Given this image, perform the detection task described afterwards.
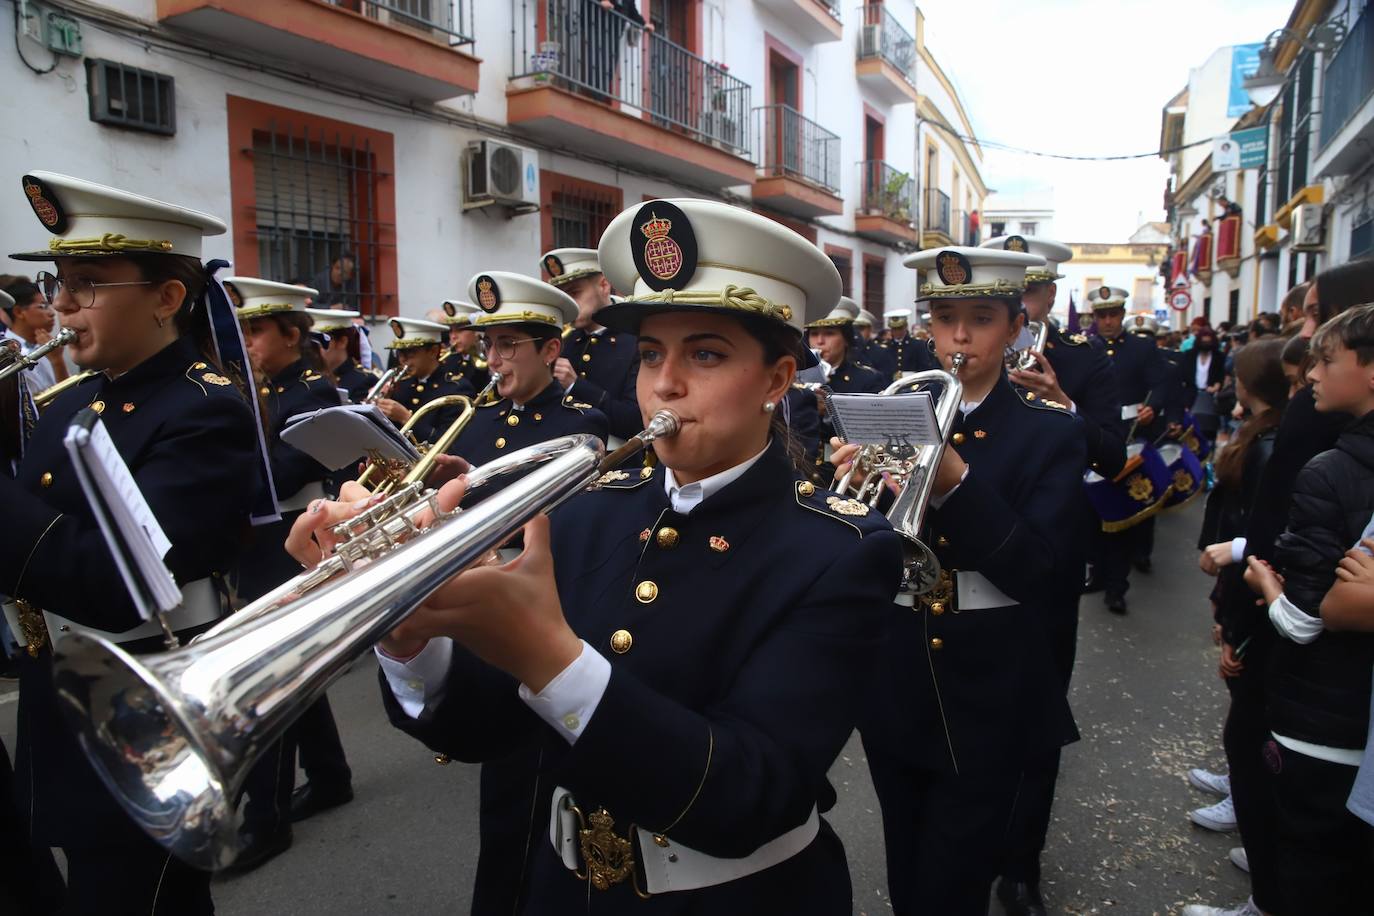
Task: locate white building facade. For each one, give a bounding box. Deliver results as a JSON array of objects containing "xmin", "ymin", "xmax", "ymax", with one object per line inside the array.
[
  {"xmin": 1159, "ymin": 0, "xmax": 1373, "ymax": 329},
  {"xmin": 1, "ymin": 0, "xmax": 986, "ymax": 331}
]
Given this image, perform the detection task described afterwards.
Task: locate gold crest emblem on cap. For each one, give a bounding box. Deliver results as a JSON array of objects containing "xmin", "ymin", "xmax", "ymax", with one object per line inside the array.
[
  {"xmin": 640, "ymin": 212, "xmax": 683, "ymax": 281},
  {"xmin": 477, "ymin": 277, "xmax": 498, "ymax": 312},
  {"xmin": 24, "ymin": 179, "xmax": 60, "ymax": 229},
  {"xmin": 937, "ymin": 251, "xmax": 968, "ymax": 285}
]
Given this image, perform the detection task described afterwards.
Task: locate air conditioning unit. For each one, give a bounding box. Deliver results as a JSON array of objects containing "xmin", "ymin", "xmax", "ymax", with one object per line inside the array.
[
  {"xmin": 466, "ymin": 140, "xmax": 540, "ymax": 209},
  {"xmin": 1291, "ymin": 203, "xmax": 1325, "ymax": 251}
]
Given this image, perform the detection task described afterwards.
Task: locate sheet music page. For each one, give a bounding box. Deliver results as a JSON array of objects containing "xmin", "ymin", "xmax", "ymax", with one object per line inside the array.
[
  {"xmin": 826, "ymin": 391, "xmax": 942, "ymax": 448},
  {"xmin": 64, "ymin": 413, "xmax": 182, "ymax": 618},
  {"xmin": 281, "ymin": 404, "xmax": 422, "ymax": 470}
]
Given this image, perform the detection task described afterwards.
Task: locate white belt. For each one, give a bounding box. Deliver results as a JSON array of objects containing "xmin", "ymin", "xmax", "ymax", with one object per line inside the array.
[
  {"xmin": 956, "ymin": 570, "xmax": 1017, "ymax": 610},
  {"xmin": 277, "ymin": 480, "xmax": 326, "ymax": 514},
  {"xmin": 1121, "ymin": 403, "xmax": 1140, "ymax": 420},
  {"xmin": 2, "ymin": 577, "xmax": 223, "ymax": 651},
  {"xmin": 550, "ymin": 787, "xmax": 819, "ymax": 895}
]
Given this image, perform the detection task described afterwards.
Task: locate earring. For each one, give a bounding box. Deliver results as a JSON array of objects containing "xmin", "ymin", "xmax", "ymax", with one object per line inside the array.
[
  {"xmin": 156, "ymin": 316, "xmax": 165, "ymax": 328},
  {"xmin": 762, "ymin": 401, "xmax": 775, "ymax": 414}
]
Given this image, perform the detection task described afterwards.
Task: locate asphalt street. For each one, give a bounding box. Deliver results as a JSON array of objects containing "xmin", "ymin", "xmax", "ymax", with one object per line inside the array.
[{"xmin": 0, "ymin": 499, "xmax": 1253, "ymax": 914}]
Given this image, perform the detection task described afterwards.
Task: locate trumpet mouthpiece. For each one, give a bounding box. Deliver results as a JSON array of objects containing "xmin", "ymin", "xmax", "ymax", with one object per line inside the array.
[{"xmin": 642, "ymin": 409, "xmax": 680, "ymax": 441}]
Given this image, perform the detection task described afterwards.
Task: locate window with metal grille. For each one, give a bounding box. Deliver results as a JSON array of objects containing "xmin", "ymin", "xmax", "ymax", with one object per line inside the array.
[
  {"xmin": 827, "ymin": 249, "xmax": 853, "ymax": 298},
  {"xmin": 863, "ymin": 256, "xmax": 885, "ymax": 321},
  {"xmin": 251, "ymin": 124, "xmax": 388, "ymax": 315},
  {"xmin": 1353, "ymin": 213, "xmax": 1373, "ymax": 261},
  {"xmin": 1229, "ymin": 289, "xmax": 1240, "ymax": 326},
  {"xmin": 540, "ymin": 171, "xmax": 623, "ymax": 266},
  {"xmin": 86, "ymin": 59, "xmax": 175, "ymax": 135}
]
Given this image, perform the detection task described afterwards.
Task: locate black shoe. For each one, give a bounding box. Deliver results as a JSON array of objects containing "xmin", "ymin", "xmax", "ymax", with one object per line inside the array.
[
  {"xmin": 290, "ymin": 781, "xmax": 354, "ymax": 823},
  {"xmin": 1105, "ymin": 593, "xmax": 1127, "ymax": 615},
  {"xmin": 996, "ymin": 878, "xmax": 1048, "ymax": 916},
  {"xmin": 224, "ymin": 826, "xmax": 293, "ymax": 875},
  {"xmin": 1133, "ymin": 556, "xmax": 1153, "ymax": 574}
]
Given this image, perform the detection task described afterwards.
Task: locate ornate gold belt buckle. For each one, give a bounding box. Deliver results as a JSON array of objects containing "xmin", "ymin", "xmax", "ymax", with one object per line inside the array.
[
  {"xmin": 15, "ymin": 599, "xmax": 48, "ymax": 656},
  {"xmin": 570, "ymin": 804, "xmax": 651, "ymax": 899}
]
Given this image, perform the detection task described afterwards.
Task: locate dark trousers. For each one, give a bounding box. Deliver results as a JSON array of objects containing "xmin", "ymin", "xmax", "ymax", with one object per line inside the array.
[
  {"xmin": 1222, "ymin": 659, "xmax": 1284, "ymax": 912},
  {"xmin": 866, "ymin": 742, "xmax": 1021, "ymax": 915},
  {"xmin": 1269, "ymin": 742, "xmax": 1374, "ymax": 915},
  {"xmin": 1001, "ymin": 748, "xmax": 1060, "ymax": 885},
  {"xmin": 1097, "ymin": 520, "xmax": 1152, "ymax": 597},
  {"xmin": 0, "ymin": 735, "xmax": 65, "ymax": 915},
  {"xmin": 297, "ymin": 694, "xmax": 352, "ymax": 789},
  {"xmin": 241, "ymin": 724, "xmax": 298, "ymax": 835},
  {"xmin": 63, "ymin": 838, "xmax": 213, "ymax": 916}
]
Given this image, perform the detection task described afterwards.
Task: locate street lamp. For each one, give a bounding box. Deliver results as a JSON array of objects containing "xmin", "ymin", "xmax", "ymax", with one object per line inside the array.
[{"xmin": 1242, "ymin": 21, "xmax": 1348, "ymax": 107}]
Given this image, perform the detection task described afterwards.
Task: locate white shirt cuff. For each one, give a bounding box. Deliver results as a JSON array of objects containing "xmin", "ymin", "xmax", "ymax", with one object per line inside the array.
[
  {"xmin": 1066, "ymin": 400, "xmax": 1078, "ymax": 415},
  {"xmin": 1230, "ymin": 537, "xmax": 1248, "ymax": 564},
  {"xmin": 517, "ymin": 640, "xmax": 611, "ymax": 745},
  {"xmin": 929, "ymin": 464, "xmax": 970, "ymax": 510},
  {"xmin": 376, "ymin": 637, "xmax": 454, "ymax": 719},
  {"xmin": 564, "ymin": 379, "xmax": 577, "ymax": 395},
  {"xmin": 1268, "ymin": 594, "xmax": 1324, "ymax": 645}
]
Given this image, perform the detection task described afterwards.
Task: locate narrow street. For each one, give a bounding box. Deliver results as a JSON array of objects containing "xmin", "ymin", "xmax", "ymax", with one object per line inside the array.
[{"xmin": 1, "ymin": 499, "xmax": 1252, "ymax": 914}]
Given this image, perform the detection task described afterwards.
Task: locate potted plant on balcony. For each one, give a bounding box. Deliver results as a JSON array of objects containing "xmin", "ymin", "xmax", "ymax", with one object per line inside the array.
[{"xmin": 884, "ymin": 170, "xmax": 912, "ymax": 224}]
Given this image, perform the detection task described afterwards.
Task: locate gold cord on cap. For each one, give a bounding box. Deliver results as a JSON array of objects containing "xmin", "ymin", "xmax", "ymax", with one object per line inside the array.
[
  {"xmin": 630, "ymin": 284, "xmax": 793, "ymax": 323},
  {"xmin": 49, "ymin": 234, "xmax": 174, "ymax": 254}
]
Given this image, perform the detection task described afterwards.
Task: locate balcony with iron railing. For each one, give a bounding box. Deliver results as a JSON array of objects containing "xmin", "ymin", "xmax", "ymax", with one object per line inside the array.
[
  {"xmin": 855, "ymin": 160, "xmax": 917, "ymax": 244},
  {"xmin": 754, "ymin": 0, "xmax": 844, "ymax": 43},
  {"xmin": 751, "ymin": 105, "xmax": 842, "ymax": 217},
  {"xmin": 156, "ymin": 0, "xmax": 478, "ymax": 100},
  {"xmin": 1316, "ymin": 6, "xmax": 1374, "ymax": 178},
  {"xmin": 507, "ymin": 0, "xmax": 755, "ymax": 188},
  {"xmin": 855, "ymin": 4, "xmax": 918, "ymax": 105},
  {"xmin": 921, "ymin": 187, "xmax": 952, "ymax": 247}
]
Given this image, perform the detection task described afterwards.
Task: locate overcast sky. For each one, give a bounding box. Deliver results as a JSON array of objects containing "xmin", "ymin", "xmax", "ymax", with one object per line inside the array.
[{"xmin": 915, "ymin": 0, "xmax": 1296, "ymax": 242}]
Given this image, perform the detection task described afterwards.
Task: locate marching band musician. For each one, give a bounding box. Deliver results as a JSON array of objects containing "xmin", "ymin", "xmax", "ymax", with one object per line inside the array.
[
  {"xmin": 440, "ymin": 299, "xmax": 491, "ymax": 391},
  {"xmin": 232, "ymin": 277, "xmax": 345, "ymax": 872},
  {"xmin": 542, "ymin": 247, "xmax": 642, "ymax": 440},
  {"xmin": 307, "ymin": 306, "xmax": 374, "ymax": 403},
  {"xmin": 440, "ymin": 271, "xmax": 608, "ymax": 470},
  {"xmin": 837, "ymin": 246, "xmax": 1087, "ymax": 915},
  {"xmin": 853, "ymin": 307, "xmax": 897, "ymax": 378},
  {"xmin": 377, "ymin": 317, "xmax": 475, "ymax": 446},
  {"xmin": 1084, "ymin": 286, "xmax": 1176, "ymax": 614},
  {"xmin": 876, "ymin": 308, "xmax": 939, "ymax": 378},
  {"xmin": 806, "ymin": 296, "xmax": 885, "ymax": 477},
  {"xmin": 0, "ymin": 172, "xmax": 264, "ymax": 913},
  {"xmin": 982, "ymin": 234, "xmax": 1126, "ymax": 916},
  {"xmin": 289, "ymin": 199, "xmax": 904, "ymax": 913}
]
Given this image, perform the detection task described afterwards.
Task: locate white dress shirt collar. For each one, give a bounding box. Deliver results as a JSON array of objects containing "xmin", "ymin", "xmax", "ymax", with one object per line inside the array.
[{"xmin": 662, "ymin": 441, "xmax": 770, "ymax": 514}]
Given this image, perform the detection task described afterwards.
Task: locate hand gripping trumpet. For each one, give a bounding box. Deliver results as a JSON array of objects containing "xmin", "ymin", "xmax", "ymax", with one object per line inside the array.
[
  {"xmin": 0, "ymin": 327, "xmax": 76, "ymax": 382},
  {"xmin": 835, "ymin": 352, "xmax": 964, "ymax": 595},
  {"xmin": 49, "ymin": 409, "xmax": 681, "ymax": 871}
]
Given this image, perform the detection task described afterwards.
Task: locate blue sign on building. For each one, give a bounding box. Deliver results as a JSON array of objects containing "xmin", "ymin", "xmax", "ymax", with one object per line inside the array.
[{"xmin": 1228, "ymin": 44, "xmax": 1264, "ymax": 117}]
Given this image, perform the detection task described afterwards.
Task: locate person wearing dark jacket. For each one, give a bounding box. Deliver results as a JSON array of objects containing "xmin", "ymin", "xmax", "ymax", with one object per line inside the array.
[
  {"xmin": 1244, "ymin": 304, "xmax": 1374, "ymax": 915},
  {"xmin": 991, "ymin": 235, "xmax": 1126, "ymax": 915},
  {"xmin": 1193, "ymin": 339, "xmax": 1288, "ymax": 916},
  {"xmin": 233, "ymin": 278, "xmax": 345, "ymax": 872},
  {"xmin": 1181, "ymin": 328, "xmax": 1228, "ymax": 440}
]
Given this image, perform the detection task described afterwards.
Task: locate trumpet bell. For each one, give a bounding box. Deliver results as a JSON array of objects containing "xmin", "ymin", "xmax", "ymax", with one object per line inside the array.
[{"xmin": 51, "ymin": 432, "xmax": 610, "ymax": 871}]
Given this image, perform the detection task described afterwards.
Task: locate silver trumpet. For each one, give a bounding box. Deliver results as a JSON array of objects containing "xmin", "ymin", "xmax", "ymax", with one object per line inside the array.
[
  {"xmin": 836, "ymin": 352, "xmax": 964, "ymax": 595},
  {"xmin": 50, "ymin": 410, "xmax": 681, "ymax": 871},
  {"xmin": 1007, "ymin": 320, "xmax": 1049, "ymax": 373},
  {"xmin": 362, "ymin": 364, "xmax": 411, "ymax": 403},
  {"xmin": 0, "ymin": 327, "xmax": 76, "ymax": 382}
]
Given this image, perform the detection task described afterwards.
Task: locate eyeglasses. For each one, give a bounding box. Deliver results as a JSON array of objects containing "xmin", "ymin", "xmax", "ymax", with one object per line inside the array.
[
  {"xmin": 479, "ymin": 336, "xmax": 541, "ymax": 360},
  {"xmin": 37, "ymin": 271, "xmax": 153, "ymax": 310}
]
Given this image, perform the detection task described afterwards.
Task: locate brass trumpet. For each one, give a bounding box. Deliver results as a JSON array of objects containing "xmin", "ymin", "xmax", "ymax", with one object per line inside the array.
[
  {"xmin": 362, "ymin": 364, "xmax": 411, "ymax": 404},
  {"xmin": 33, "ymin": 369, "xmax": 99, "ymax": 409},
  {"xmin": 50, "ymin": 410, "xmax": 681, "ymax": 871},
  {"xmin": 1006, "ymin": 320, "xmax": 1049, "ymax": 373},
  {"xmin": 357, "ymin": 373, "xmax": 501, "ymax": 493},
  {"xmin": 0, "ymin": 327, "xmax": 76, "ymax": 382},
  {"xmin": 835, "ymin": 352, "xmax": 964, "ymax": 594}
]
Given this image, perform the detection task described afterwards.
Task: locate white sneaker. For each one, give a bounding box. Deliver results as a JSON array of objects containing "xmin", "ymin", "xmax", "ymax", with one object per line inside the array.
[
  {"xmin": 1229, "ymin": 846, "xmax": 1249, "ymax": 873},
  {"xmin": 1187, "ymin": 767, "xmax": 1231, "ymax": 796},
  {"xmin": 1189, "ymin": 794, "xmax": 1238, "ymax": 832},
  {"xmin": 1181, "ymin": 898, "xmax": 1260, "ymax": 916}
]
